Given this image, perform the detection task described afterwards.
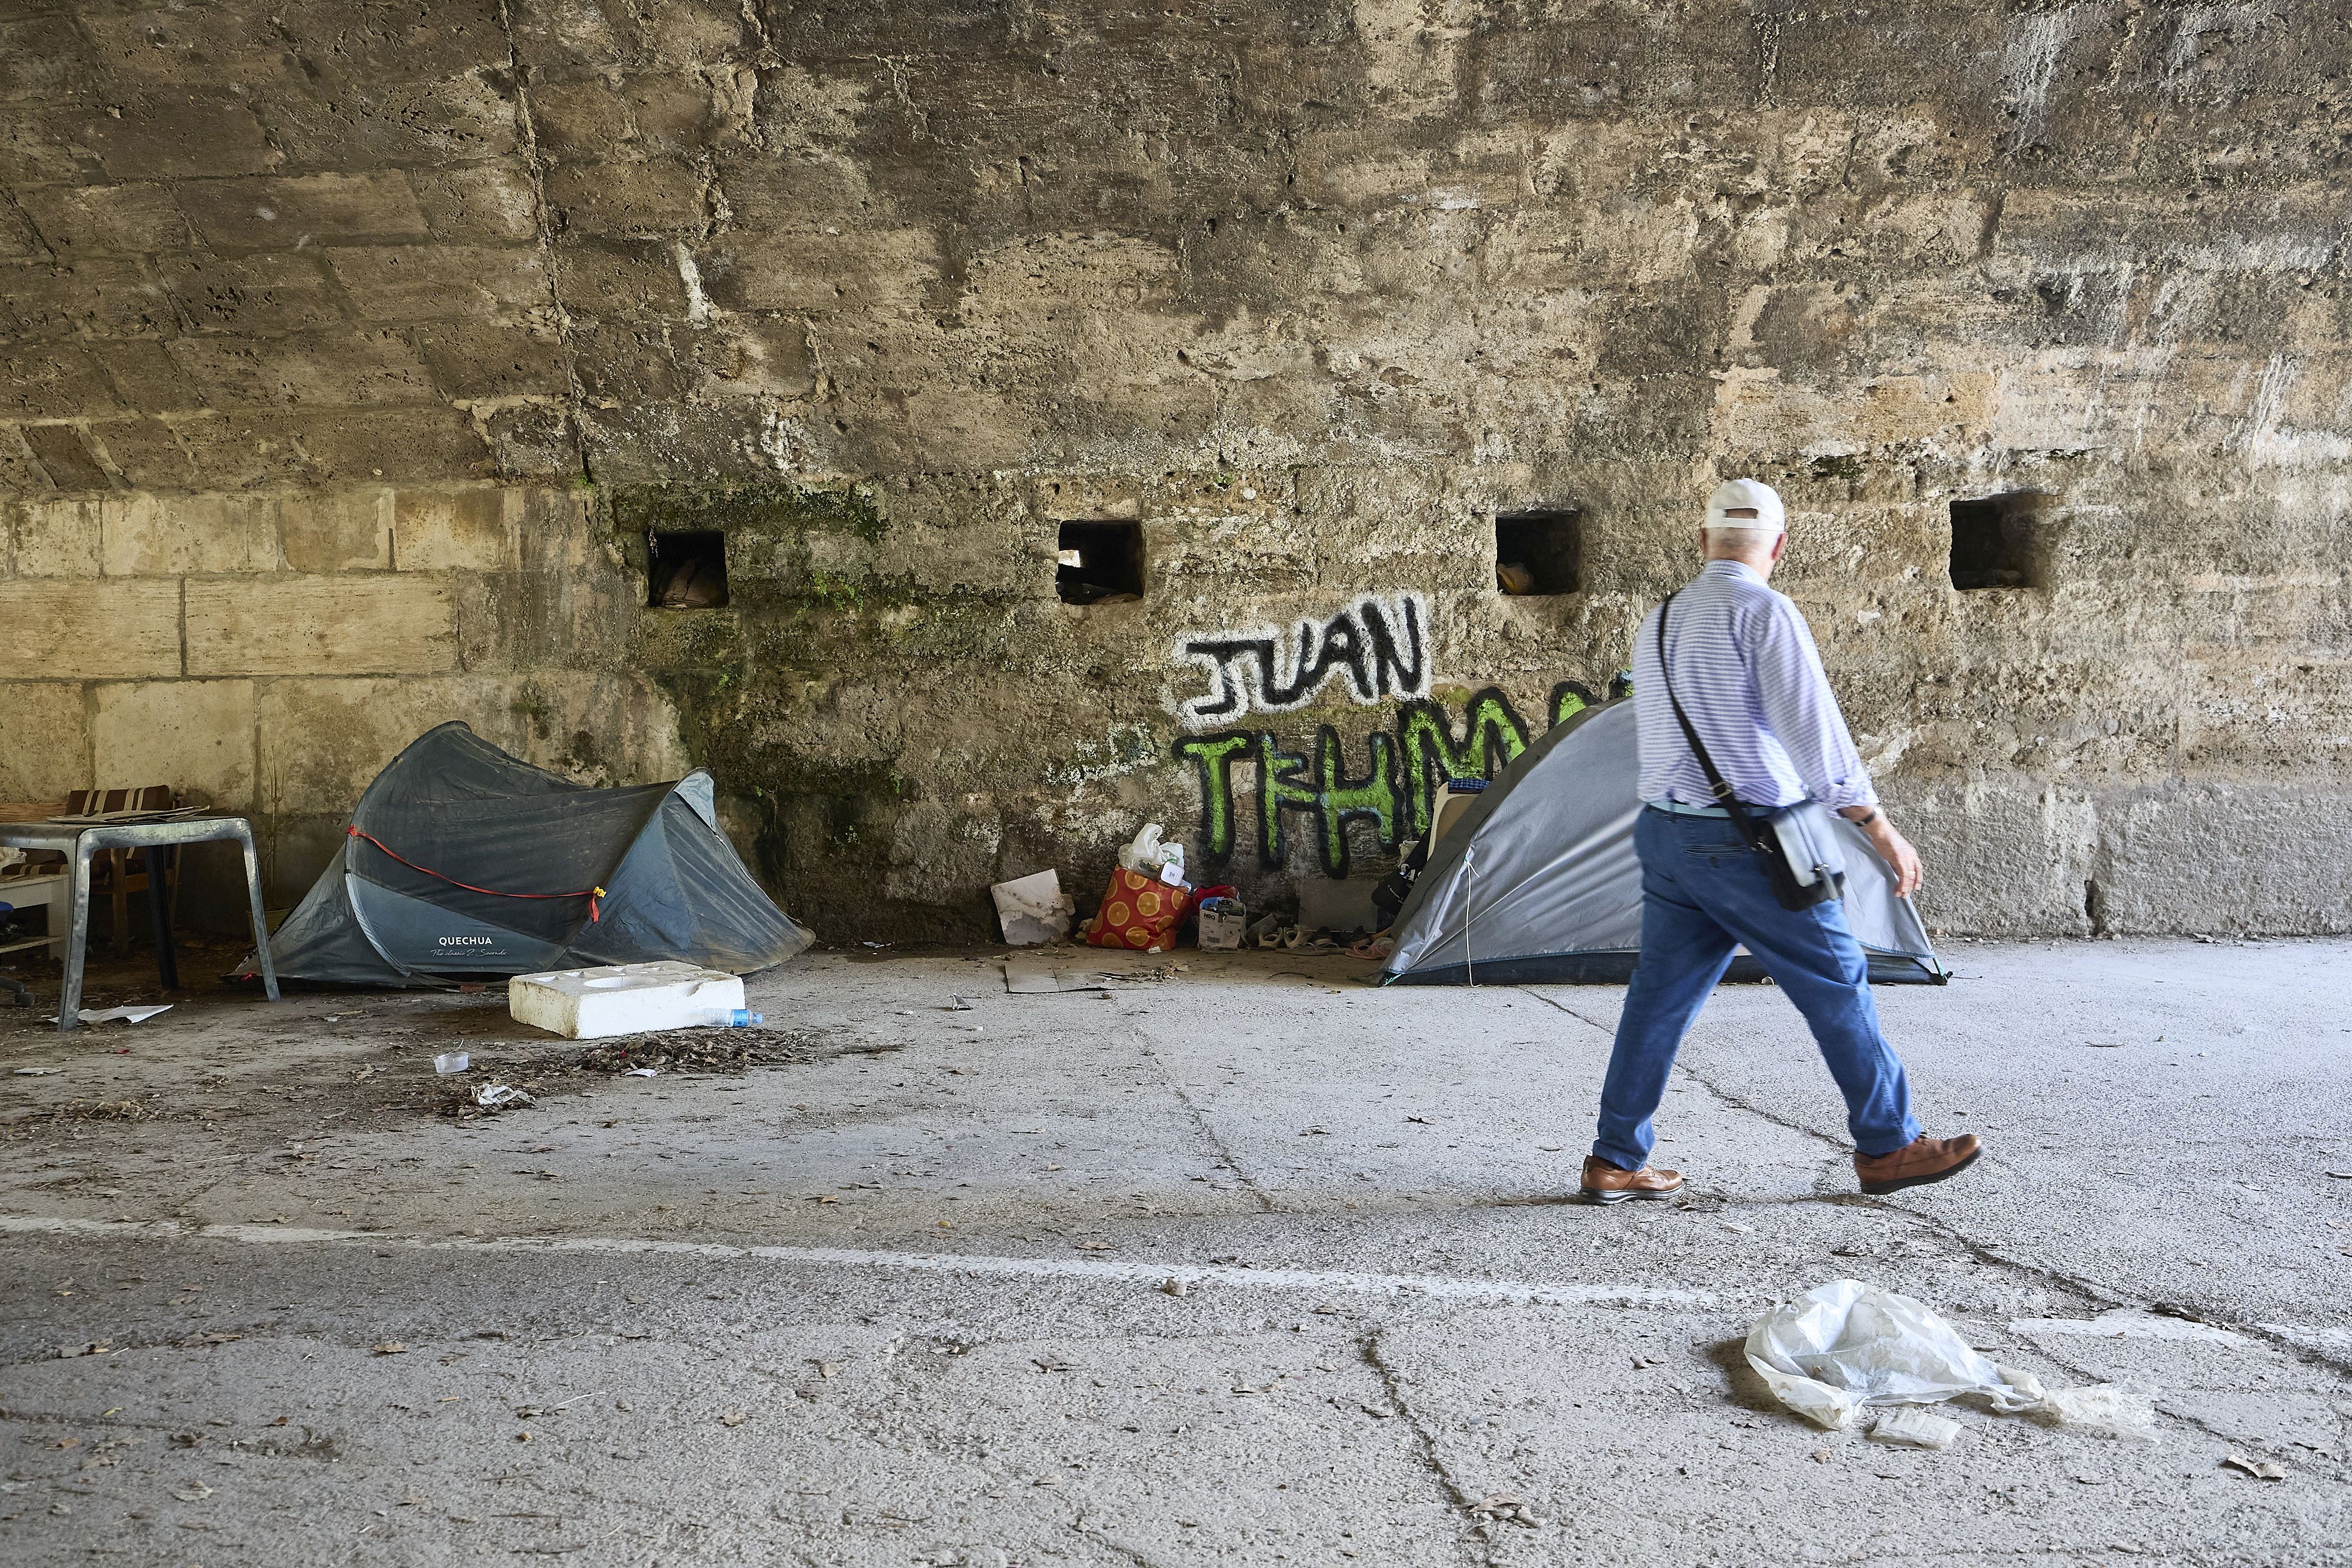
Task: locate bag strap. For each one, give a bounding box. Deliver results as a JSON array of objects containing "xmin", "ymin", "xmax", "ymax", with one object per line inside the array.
[{"xmin": 1656, "ymin": 592, "xmax": 1766, "ymax": 845}]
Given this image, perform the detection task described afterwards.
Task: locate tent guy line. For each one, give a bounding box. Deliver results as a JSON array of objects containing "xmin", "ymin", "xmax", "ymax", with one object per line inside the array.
[{"xmin": 0, "ymin": 1214, "xmax": 1723, "ymax": 1310}]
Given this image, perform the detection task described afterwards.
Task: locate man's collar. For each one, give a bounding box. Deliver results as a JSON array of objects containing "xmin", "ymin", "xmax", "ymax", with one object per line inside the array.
[{"xmin": 1702, "ymin": 557, "xmax": 1766, "ymax": 583}]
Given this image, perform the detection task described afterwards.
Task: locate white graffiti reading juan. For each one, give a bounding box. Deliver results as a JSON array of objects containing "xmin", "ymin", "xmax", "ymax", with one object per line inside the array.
[{"xmin": 1174, "ymin": 592, "xmax": 1430, "ymax": 727}]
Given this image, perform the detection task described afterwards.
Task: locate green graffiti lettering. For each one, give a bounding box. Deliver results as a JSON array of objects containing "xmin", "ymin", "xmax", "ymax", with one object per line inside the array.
[
  {"xmin": 1174, "ymin": 681, "xmax": 1605, "ymax": 874},
  {"xmin": 1174, "ymin": 732, "xmax": 1252, "ymax": 858},
  {"xmin": 1549, "ymin": 680, "xmax": 1598, "ymax": 730},
  {"xmin": 1314, "ymin": 728, "xmax": 1398, "ymax": 877},
  {"xmin": 1395, "ymin": 687, "xmax": 1533, "ymax": 839},
  {"xmin": 1254, "ymin": 731, "xmax": 1318, "ymax": 870}
]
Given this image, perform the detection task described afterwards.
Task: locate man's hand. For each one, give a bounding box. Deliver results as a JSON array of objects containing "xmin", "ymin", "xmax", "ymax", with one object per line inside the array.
[{"xmin": 1842, "ymin": 807, "xmax": 1923, "ymax": 898}]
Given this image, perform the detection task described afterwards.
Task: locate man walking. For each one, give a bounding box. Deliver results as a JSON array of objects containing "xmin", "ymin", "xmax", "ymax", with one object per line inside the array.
[{"xmin": 1581, "ymin": 479, "xmax": 1981, "ymax": 1203}]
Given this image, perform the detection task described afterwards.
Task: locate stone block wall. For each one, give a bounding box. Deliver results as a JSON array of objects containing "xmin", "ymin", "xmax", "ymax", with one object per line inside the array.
[
  {"xmin": 0, "ymin": 484, "xmax": 686, "ymax": 922},
  {"xmin": 5, "ymin": 2, "xmax": 2352, "ymax": 940}
]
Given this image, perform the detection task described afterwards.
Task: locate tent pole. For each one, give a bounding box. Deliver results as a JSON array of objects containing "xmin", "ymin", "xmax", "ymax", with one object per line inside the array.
[{"xmin": 1461, "ymin": 844, "xmax": 1476, "ymax": 987}]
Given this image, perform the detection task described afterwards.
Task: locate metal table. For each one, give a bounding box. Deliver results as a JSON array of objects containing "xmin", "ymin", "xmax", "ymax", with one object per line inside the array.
[{"xmin": 0, "ymin": 815, "xmax": 280, "ymax": 1032}]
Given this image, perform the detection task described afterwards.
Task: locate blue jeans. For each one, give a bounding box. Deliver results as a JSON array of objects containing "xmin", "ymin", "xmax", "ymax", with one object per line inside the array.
[{"xmin": 1591, "ymin": 807, "xmax": 1920, "ymax": 1170}]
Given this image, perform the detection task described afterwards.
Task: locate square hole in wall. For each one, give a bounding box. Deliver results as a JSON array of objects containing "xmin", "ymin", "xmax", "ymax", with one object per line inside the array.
[
  {"xmin": 1949, "ymin": 493, "xmax": 2039, "ymax": 591},
  {"xmin": 1056, "ymin": 520, "xmax": 1144, "ymax": 604},
  {"xmin": 1495, "ymin": 509, "xmax": 1582, "ymax": 596},
  {"xmin": 647, "ymin": 529, "xmax": 729, "ymax": 609}
]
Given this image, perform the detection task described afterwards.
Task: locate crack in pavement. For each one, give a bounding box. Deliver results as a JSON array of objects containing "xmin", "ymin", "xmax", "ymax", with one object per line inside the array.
[
  {"xmin": 1358, "ymin": 1329, "xmax": 1495, "ymax": 1566},
  {"xmin": 1125, "ymin": 1020, "xmax": 1277, "ymax": 1215}
]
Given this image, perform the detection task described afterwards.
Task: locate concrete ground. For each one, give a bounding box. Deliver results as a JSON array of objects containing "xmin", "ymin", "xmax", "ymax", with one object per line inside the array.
[{"xmin": 0, "ymin": 936, "xmax": 2348, "ymax": 1566}]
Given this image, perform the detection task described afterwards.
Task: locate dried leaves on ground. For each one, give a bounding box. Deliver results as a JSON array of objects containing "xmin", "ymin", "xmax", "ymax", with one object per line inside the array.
[{"xmin": 435, "ymin": 1028, "xmax": 849, "ymax": 1118}]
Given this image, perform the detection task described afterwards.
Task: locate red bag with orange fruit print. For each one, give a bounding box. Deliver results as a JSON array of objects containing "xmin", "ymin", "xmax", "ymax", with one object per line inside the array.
[
  {"xmin": 1082, "ymin": 870, "xmax": 1240, "ymax": 953},
  {"xmin": 1081, "ymin": 866, "xmax": 1190, "ymax": 953}
]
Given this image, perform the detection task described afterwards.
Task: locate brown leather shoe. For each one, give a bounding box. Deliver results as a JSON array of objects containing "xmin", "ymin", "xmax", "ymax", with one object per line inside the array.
[
  {"xmin": 1854, "ymin": 1133, "xmax": 1982, "ymax": 1195},
  {"xmin": 1580, "ymin": 1155, "xmax": 1683, "ymax": 1205}
]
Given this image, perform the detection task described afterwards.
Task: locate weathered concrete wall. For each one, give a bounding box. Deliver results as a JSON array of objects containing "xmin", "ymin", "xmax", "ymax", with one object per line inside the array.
[{"xmin": 6, "ymin": 2, "xmax": 2352, "ymax": 939}]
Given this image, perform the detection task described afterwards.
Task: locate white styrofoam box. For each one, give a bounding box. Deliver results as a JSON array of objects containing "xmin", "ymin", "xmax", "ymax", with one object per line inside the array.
[{"xmin": 509, "ymin": 961, "xmax": 745, "ymax": 1040}]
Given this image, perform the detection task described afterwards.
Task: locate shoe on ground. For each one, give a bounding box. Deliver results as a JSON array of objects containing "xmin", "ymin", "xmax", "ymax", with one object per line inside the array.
[
  {"xmin": 1854, "ymin": 1133, "xmax": 1982, "ymax": 1195},
  {"xmin": 1580, "ymin": 1155, "xmax": 1683, "ymax": 1205}
]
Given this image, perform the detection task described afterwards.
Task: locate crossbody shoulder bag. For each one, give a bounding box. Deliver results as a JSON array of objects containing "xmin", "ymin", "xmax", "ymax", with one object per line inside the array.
[{"xmin": 1656, "ymin": 591, "xmax": 1846, "ymax": 912}]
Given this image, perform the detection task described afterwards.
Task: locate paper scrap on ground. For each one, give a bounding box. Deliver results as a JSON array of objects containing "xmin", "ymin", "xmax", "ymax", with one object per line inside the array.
[
  {"xmin": 1746, "ymin": 1279, "xmax": 2155, "ymax": 1439},
  {"xmin": 45, "ymin": 1005, "xmax": 172, "ymax": 1025},
  {"xmin": 13, "ymin": 1066, "xmax": 59, "ymax": 1076},
  {"xmin": 1869, "ymin": 1407, "xmax": 1963, "ymax": 1449}
]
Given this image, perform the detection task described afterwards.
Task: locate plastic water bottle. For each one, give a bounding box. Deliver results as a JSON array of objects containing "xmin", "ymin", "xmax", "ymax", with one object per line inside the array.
[{"xmin": 704, "ymin": 1009, "xmax": 761, "ymax": 1028}]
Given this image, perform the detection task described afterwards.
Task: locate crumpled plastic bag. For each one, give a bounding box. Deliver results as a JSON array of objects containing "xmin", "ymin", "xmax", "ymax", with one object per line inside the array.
[
  {"xmin": 1116, "ymin": 823, "xmax": 1185, "ymax": 882},
  {"xmin": 1746, "ymin": 1279, "xmax": 2154, "ymax": 1440}
]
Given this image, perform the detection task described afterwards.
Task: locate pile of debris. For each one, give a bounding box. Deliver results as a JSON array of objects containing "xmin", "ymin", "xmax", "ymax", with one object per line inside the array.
[
  {"xmin": 432, "ymin": 1027, "xmax": 840, "ymax": 1118},
  {"xmin": 573, "ymin": 1028, "xmax": 834, "ymax": 1075}
]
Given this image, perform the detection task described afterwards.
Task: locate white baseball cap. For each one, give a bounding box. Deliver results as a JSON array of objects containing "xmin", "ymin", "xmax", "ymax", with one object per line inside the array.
[{"xmin": 1704, "ymin": 477, "xmax": 1786, "ymax": 533}]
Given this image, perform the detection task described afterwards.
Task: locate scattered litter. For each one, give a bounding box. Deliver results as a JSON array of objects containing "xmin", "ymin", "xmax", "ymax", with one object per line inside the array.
[
  {"xmin": 1469, "ymin": 1493, "xmax": 1538, "ymax": 1524},
  {"xmin": 171, "ymin": 1482, "xmax": 213, "ymax": 1503},
  {"xmin": 47, "ymin": 1005, "xmax": 171, "ymax": 1025},
  {"xmin": 471, "ymin": 1084, "xmax": 533, "ymax": 1111},
  {"xmin": 1161, "ymin": 1278, "xmax": 1189, "ymax": 1298},
  {"xmin": 1869, "ymin": 1407, "xmax": 1963, "ymax": 1449},
  {"xmin": 2327, "ymin": 1171, "xmax": 2352, "ymax": 1180},
  {"xmin": 433, "ymin": 1052, "xmax": 470, "ymax": 1075},
  {"xmin": 2084, "ymin": 1041, "xmax": 2126, "ymax": 1048},
  {"xmin": 1004, "ymin": 950, "xmax": 1177, "ymax": 994},
  {"xmin": 2038, "ymin": 1381, "xmax": 2162, "ymax": 1439},
  {"xmin": 719, "ymin": 1409, "xmax": 746, "ymax": 1427},
  {"xmin": 991, "ymin": 870, "xmax": 1073, "ymax": 945},
  {"xmin": 1745, "ymin": 1279, "xmax": 2153, "ymax": 1437},
  {"xmin": 13, "ymin": 1066, "xmax": 59, "ymax": 1076},
  {"xmin": 373, "ymin": 1342, "xmax": 408, "ymax": 1356},
  {"xmin": 624, "ymin": 1067, "xmax": 657, "ymax": 1078},
  {"xmin": 570, "ymin": 1026, "xmax": 829, "ymax": 1076},
  {"xmin": 2222, "ymin": 1452, "xmax": 2288, "ymax": 1480},
  {"xmin": 945, "ymin": 996, "xmax": 974, "ymax": 1011}
]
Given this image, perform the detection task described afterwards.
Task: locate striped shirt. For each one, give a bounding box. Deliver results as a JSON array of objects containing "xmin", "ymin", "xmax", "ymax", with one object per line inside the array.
[{"xmin": 1632, "ymin": 559, "xmax": 1880, "ymax": 813}]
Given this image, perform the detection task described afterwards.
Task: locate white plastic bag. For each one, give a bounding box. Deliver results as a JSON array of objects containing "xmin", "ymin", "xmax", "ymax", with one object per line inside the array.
[
  {"xmin": 1116, "ymin": 823, "xmax": 1185, "ymax": 882},
  {"xmin": 1745, "ymin": 1279, "xmax": 2153, "ymax": 1439}
]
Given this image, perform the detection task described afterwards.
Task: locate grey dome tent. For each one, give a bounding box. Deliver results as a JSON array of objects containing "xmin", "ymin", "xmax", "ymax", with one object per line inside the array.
[
  {"xmin": 1382, "ymin": 701, "xmax": 1946, "ymax": 987},
  {"xmin": 254, "ymin": 723, "xmax": 812, "ymax": 987}
]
